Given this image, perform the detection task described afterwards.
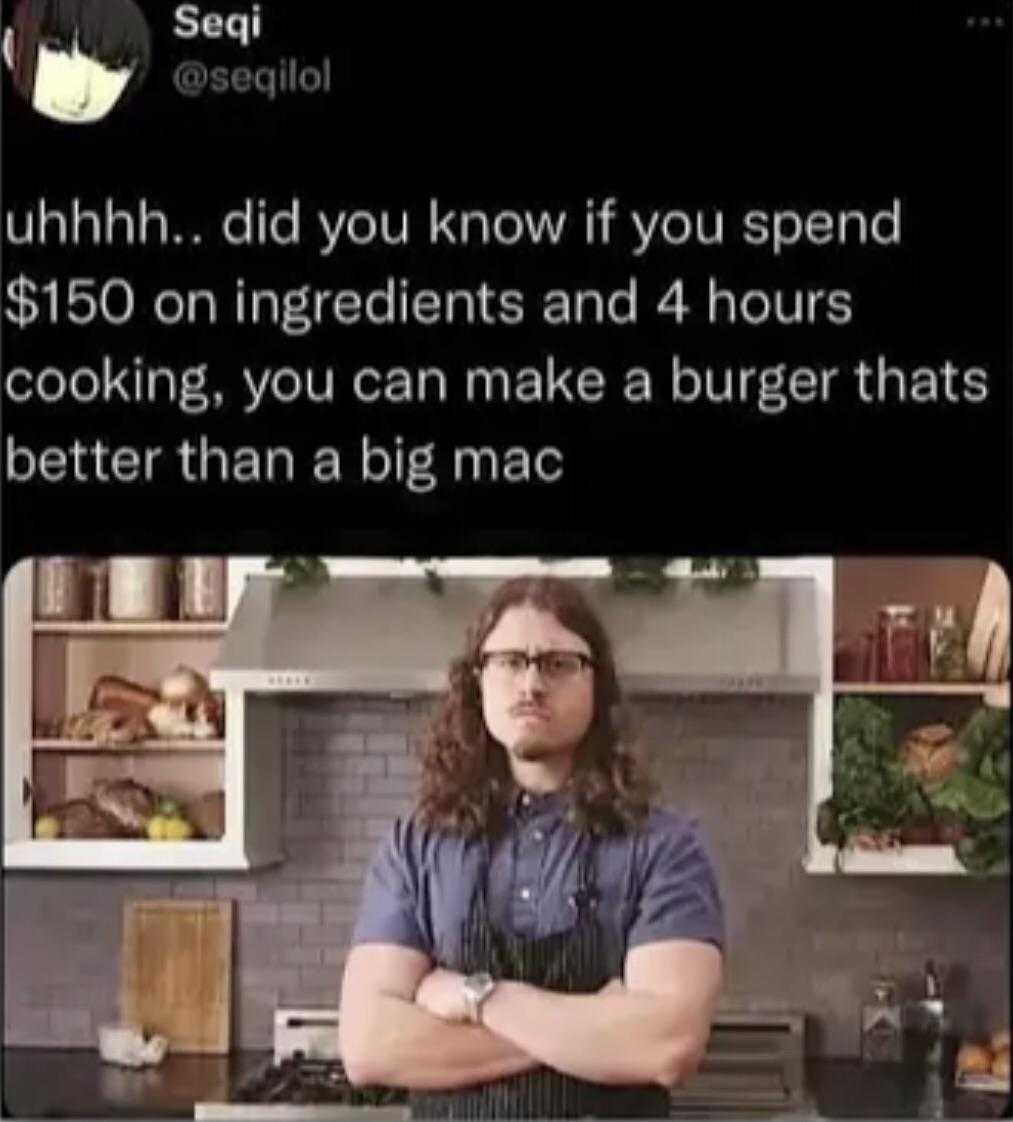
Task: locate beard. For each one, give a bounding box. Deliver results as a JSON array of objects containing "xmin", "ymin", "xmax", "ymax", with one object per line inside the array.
[{"xmin": 508, "ymin": 741, "xmax": 556, "ymax": 762}]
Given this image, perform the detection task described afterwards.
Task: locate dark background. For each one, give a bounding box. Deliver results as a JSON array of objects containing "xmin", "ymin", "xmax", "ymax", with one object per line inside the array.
[{"xmin": 1, "ymin": 7, "xmax": 1010, "ymax": 566}]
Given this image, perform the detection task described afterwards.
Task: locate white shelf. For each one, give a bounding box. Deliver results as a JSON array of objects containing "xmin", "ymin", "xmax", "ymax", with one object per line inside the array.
[
  {"xmin": 804, "ymin": 844, "xmax": 969, "ymax": 876},
  {"xmin": 830, "ymin": 677, "xmax": 1005, "ymax": 695},
  {"xmin": 32, "ymin": 739, "xmax": 225, "ymax": 752},
  {"xmin": 2, "ymin": 838, "xmax": 278, "ymax": 871},
  {"xmin": 33, "ymin": 621, "xmax": 226, "ymax": 635},
  {"xmin": 5, "ymin": 558, "xmax": 284, "ymax": 872}
]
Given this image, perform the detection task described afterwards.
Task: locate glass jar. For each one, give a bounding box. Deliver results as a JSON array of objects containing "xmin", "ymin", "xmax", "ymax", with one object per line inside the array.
[
  {"xmin": 87, "ymin": 559, "xmax": 109, "ymax": 620},
  {"xmin": 877, "ymin": 605, "xmax": 921, "ymax": 682},
  {"xmin": 928, "ymin": 606, "xmax": 967, "ymax": 682},
  {"xmin": 34, "ymin": 558, "xmax": 84, "ymax": 620},
  {"xmin": 108, "ymin": 557, "xmax": 172, "ymax": 620},
  {"xmin": 178, "ymin": 557, "xmax": 226, "ymax": 620}
]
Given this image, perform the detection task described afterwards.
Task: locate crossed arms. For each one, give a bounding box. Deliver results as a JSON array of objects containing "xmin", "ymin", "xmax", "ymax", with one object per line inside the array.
[{"xmin": 338, "ymin": 938, "xmax": 722, "ymax": 1091}]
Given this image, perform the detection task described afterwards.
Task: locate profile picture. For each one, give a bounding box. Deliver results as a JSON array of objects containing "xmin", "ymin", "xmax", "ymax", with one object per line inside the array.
[{"xmin": 3, "ymin": 0, "xmax": 151, "ymax": 124}]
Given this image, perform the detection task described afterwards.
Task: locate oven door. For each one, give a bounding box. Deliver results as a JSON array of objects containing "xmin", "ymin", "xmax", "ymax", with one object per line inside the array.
[{"xmin": 669, "ymin": 1012, "xmax": 807, "ymax": 1118}]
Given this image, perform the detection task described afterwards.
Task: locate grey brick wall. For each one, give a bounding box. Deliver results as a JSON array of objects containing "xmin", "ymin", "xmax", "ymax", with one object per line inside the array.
[{"xmin": 4, "ymin": 695, "xmax": 1009, "ymax": 1056}]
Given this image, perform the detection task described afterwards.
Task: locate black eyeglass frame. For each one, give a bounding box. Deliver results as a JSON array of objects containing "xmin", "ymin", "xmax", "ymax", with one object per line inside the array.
[{"xmin": 475, "ymin": 650, "xmax": 596, "ymax": 677}]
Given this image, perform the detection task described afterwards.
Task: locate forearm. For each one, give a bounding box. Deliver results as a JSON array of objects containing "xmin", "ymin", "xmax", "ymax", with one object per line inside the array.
[
  {"xmin": 481, "ymin": 983, "xmax": 697, "ymax": 1087},
  {"xmin": 341, "ymin": 992, "xmax": 538, "ymax": 1090}
]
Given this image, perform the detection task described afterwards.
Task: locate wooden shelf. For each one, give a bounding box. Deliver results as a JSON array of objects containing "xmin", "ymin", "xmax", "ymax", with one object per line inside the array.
[
  {"xmin": 32, "ymin": 739, "xmax": 225, "ymax": 752},
  {"xmin": 834, "ymin": 681, "xmax": 1004, "ymax": 696},
  {"xmin": 33, "ymin": 621, "xmax": 226, "ymax": 635}
]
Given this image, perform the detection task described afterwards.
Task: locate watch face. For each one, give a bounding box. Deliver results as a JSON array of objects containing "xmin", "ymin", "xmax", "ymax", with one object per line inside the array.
[{"xmin": 466, "ymin": 972, "xmax": 494, "ymax": 1000}]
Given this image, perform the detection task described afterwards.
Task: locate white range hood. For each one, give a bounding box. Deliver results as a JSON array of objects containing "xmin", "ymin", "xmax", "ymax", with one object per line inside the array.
[{"xmin": 210, "ymin": 576, "xmax": 819, "ymax": 696}]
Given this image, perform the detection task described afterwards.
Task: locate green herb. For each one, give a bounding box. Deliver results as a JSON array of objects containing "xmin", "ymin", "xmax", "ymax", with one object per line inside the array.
[
  {"xmin": 690, "ymin": 557, "xmax": 761, "ymax": 589},
  {"xmin": 928, "ymin": 771, "xmax": 1008, "ymax": 823},
  {"xmin": 608, "ymin": 557, "xmax": 671, "ymax": 590},
  {"xmin": 606, "ymin": 556, "xmax": 761, "ymax": 592},
  {"xmin": 930, "ymin": 706, "xmax": 1011, "ymax": 876},
  {"xmin": 265, "ymin": 556, "xmax": 329, "ymax": 587},
  {"xmin": 831, "ymin": 697, "xmax": 919, "ymax": 840}
]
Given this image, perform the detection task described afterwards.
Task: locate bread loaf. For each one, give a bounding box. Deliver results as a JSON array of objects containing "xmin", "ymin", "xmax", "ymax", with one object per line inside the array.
[
  {"xmin": 992, "ymin": 1049, "xmax": 1010, "ymax": 1080},
  {"xmin": 92, "ymin": 779, "xmax": 157, "ymax": 836},
  {"xmin": 89, "ymin": 675, "xmax": 160, "ymax": 715},
  {"xmin": 61, "ymin": 709, "xmax": 151, "ymax": 744},
  {"xmin": 160, "ymin": 666, "xmax": 209, "ymax": 704},
  {"xmin": 957, "ymin": 1043, "xmax": 994, "ymax": 1075},
  {"xmin": 46, "ymin": 799, "xmax": 123, "ymax": 838}
]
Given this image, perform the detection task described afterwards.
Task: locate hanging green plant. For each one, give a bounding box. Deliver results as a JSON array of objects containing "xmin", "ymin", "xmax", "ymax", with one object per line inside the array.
[
  {"xmin": 607, "ymin": 556, "xmax": 671, "ymax": 591},
  {"xmin": 265, "ymin": 556, "xmax": 329, "ymax": 588},
  {"xmin": 414, "ymin": 557, "xmax": 445, "ymax": 594},
  {"xmin": 690, "ymin": 557, "xmax": 761, "ymax": 589}
]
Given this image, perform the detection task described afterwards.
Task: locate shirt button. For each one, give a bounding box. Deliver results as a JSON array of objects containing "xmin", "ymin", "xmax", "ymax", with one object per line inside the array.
[
  {"xmin": 520, "ymin": 793, "xmax": 532, "ymax": 807},
  {"xmin": 532, "ymin": 829, "xmax": 544, "ymax": 842},
  {"xmin": 519, "ymin": 887, "xmax": 532, "ymax": 901}
]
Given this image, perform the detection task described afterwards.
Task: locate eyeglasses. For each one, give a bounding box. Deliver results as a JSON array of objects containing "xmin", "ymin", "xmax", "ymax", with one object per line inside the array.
[{"xmin": 477, "ymin": 650, "xmax": 595, "ymax": 682}]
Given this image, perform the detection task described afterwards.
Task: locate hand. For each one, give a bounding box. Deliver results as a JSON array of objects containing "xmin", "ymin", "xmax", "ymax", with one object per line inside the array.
[{"xmin": 414, "ymin": 967, "xmax": 469, "ymax": 1022}]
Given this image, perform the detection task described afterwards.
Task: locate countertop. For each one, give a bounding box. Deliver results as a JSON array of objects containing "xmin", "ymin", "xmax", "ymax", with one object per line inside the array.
[
  {"xmin": 804, "ymin": 1060, "xmax": 1010, "ymax": 1120},
  {"xmin": 2, "ymin": 1048, "xmax": 264, "ymax": 1119},
  {"xmin": 2, "ymin": 1048, "xmax": 1010, "ymax": 1119}
]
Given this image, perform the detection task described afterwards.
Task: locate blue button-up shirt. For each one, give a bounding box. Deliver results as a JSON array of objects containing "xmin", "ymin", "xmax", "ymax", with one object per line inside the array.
[{"xmin": 351, "ymin": 790, "xmax": 725, "ymax": 967}]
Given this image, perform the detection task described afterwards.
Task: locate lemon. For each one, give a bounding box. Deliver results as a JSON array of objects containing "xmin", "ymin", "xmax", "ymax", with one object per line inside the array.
[
  {"xmin": 34, "ymin": 815, "xmax": 60, "ymax": 840},
  {"xmin": 146, "ymin": 815, "xmax": 168, "ymax": 841},
  {"xmin": 164, "ymin": 817, "xmax": 194, "ymax": 841}
]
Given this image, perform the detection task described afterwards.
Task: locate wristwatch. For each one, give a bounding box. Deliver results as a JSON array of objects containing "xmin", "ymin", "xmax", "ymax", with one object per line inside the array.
[{"xmin": 462, "ymin": 971, "xmax": 497, "ymax": 1024}]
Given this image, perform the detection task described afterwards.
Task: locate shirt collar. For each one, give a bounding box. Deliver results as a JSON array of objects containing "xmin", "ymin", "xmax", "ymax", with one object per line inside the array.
[{"xmin": 509, "ymin": 783, "xmax": 572, "ymax": 822}]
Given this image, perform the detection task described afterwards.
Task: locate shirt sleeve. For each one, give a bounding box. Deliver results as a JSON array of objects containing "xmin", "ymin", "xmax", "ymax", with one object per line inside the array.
[
  {"xmin": 349, "ymin": 818, "xmax": 431, "ymax": 955},
  {"xmin": 626, "ymin": 816, "xmax": 725, "ymax": 953}
]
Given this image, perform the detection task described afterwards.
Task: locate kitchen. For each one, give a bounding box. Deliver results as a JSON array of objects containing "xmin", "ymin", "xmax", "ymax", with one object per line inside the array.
[{"xmin": 3, "ymin": 556, "xmax": 1009, "ymax": 1118}]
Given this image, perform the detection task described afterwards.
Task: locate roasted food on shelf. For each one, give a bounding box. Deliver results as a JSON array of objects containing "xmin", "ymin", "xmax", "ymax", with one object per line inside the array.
[
  {"xmin": 957, "ymin": 1043, "xmax": 994, "ymax": 1076},
  {"xmin": 956, "ymin": 1027, "xmax": 1011, "ymax": 1086},
  {"xmin": 88, "ymin": 675, "xmax": 161, "ymax": 715},
  {"xmin": 60, "ymin": 666, "xmax": 223, "ymax": 743},
  {"xmin": 900, "ymin": 723, "xmax": 962, "ymax": 785},
  {"xmin": 40, "ymin": 798, "xmax": 123, "ymax": 838},
  {"xmin": 146, "ymin": 666, "xmax": 224, "ymax": 739},
  {"xmin": 146, "ymin": 697, "xmax": 220, "ymax": 739},
  {"xmin": 92, "ymin": 779, "xmax": 158, "ymax": 836},
  {"xmin": 160, "ymin": 666, "xmax": 210, "ymax": 704},
  {"xmin": 60, "ymin": 709, "xmax": 152, "ymax": 744}
]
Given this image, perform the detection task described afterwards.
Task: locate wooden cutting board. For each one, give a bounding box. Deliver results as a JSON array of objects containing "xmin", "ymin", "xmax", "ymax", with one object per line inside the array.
[
  {"xmin": 968, "ymin": 563, "xmax": 1010, "ymax": 682},
  {"xmin": 120, "ymin": 899, "xmax": 232, "ymax": 1054}
]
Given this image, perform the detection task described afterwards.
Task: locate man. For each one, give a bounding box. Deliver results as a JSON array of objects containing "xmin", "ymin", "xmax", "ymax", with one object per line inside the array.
[
  {"xmin": 3, "ymin": 0, "xmax": 150, "ymax": 124},
  {"xmin": 340, "ymin": 576, "xmax": 724, "ymax": 1119}
]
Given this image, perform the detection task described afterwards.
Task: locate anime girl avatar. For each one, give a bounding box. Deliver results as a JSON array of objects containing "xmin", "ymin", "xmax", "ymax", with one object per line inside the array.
[{"xmin": 3, "ymin": 0, "xmax": 150, "ymax": 124}]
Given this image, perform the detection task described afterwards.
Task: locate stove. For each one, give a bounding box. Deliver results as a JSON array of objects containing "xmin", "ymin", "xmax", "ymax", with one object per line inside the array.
[
  {"xmin": 194, "ymin": 1009, "xmax": 408, "ymax": 1120},
  {"xmin": 195, "ymin": 1007, "xmax": 807, "ymax": 1120},
  {"xmin": 669, "ymin": 1011, "xmax": 809, "ymax": 1118}
]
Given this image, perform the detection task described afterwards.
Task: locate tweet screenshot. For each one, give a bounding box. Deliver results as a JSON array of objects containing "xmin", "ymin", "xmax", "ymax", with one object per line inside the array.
[{"xmin": 1, "ymin": 7, "xmax": 1010, "ymax": 1121}]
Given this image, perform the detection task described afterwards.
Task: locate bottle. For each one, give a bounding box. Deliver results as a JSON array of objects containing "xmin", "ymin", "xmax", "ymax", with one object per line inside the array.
[
  {"xmin": 925, "ymin": 960, "xmax": 940, "ymax": 1000},
  {"xmin": 861, "ymin": 976, "xmax": 904, "ymax": 1063},
  {"xmin": 909, "ymin": 960, "xmax": 950, "ymax": 1070}
]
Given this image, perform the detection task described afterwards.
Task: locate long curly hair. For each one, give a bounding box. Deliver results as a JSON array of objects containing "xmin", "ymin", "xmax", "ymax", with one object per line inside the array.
[{"xmin": 416, "ymin": 576, "xmax": 654, "ymax": 837}]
